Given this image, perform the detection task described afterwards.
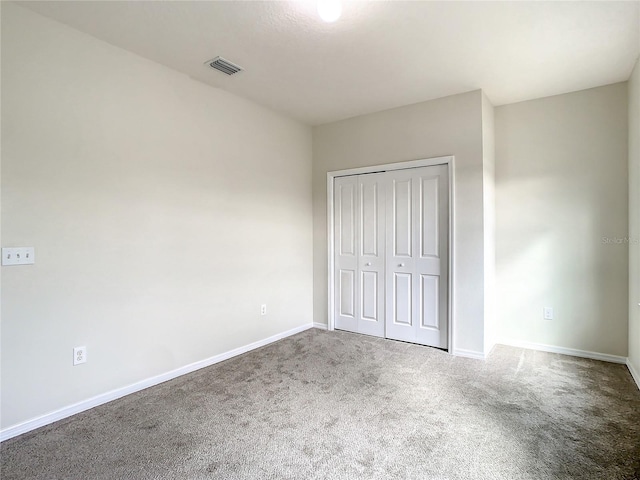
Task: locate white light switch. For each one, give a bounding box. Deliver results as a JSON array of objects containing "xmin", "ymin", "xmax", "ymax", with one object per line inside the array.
[
  {"xmin": 2, "ymin": 247, "xmax": 35, "ymax": 266},
  {"xmin": 543, "ymin": 307, "xmax": 554, "ymax": 320}
]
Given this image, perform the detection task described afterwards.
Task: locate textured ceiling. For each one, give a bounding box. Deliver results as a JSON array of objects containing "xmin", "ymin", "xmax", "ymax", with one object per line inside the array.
[{"xmin": 18, "ymin": 1, "xmax": 640, "ymax": 125}]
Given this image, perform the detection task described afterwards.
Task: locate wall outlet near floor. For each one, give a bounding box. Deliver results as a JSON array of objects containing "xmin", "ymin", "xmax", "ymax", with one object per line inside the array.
[
  {"xmin": 261, "ymin": 304, "xmax": 267, "ymax": 316},
  {"xmin": 543, "ymin": 307, "xmax": 554, "ymax": 320},
  {"xmin": 73, "ymin": 346, "xmax": 87, "ymax": 365}
]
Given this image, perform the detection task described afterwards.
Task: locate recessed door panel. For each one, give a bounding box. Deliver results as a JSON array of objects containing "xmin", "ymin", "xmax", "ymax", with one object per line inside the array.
[
  {"xmin": 339, "ymin": 184, "xmax": 355, "ymax": 256},
  {"xmin": 339, "ymin": 270, "xmax": 355, "ymax": 317},
  {"xmin": 361, "ymin": 271, "xmax": 378, "ymax": 321},
  {"xmin": 394, "ymin": 273, "xmax": 412, "ymax": 325},
  {"xmin": 393, "ymin": 179, "xmax": 412, "ymax": 257},
  {"xmin": 361, "ymin": 182, "xmax": 379, "ymax": 257},
  {"xmin": 421, "ymin": 176, "xmax": 439, "ymax": 259},
  {"xmin": 420, "ymin": 275, "xmax": 439, "ymax": 329}
]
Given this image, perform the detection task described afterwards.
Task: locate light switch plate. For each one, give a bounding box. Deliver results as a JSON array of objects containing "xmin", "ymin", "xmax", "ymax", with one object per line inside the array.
[
  {"xmin": 543, "ymin": 307, "xmax": 554, "ymax": 320},
  {"xmin": 2, "ymin": 247, "xmax": 35, "ymax": 266}
]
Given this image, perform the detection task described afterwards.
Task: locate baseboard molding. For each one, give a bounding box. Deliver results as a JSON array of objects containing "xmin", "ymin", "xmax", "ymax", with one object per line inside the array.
[
  {"xmin": 499, "ymin": 339, "xmax": 627, "ymax": 364},
  {"xmin": 627, "ymin": 359, "xmax": 640, "ymax": 390},
  {"xmin": 313, "ymin": 322, "xmax": 328, "ymax": 330},
  {"xmin": 452, "ymin": 348, "xmax": 485, "ymax": 360},
  {"xmin": 0, "ymin": 323, "xmax": 314, "ymax": 442}
]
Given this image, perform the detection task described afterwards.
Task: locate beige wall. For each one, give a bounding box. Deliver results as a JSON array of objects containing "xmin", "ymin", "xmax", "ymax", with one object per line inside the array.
[
  {"xmin": 482, "ymin": 94, "xmax": 496, "ymax": 354},
  {"xmin": 495, "ymin": 83, "xmax": 629, "ymax": 356},
  {"xmin": 1, "ymin": 3, "xmax": 313, "ymax": 430},
  {"xmin": 313, "ymin": 90, "xmax": 487, "ymax": 356},
  {"xmin": 629, "ymin": 58, "xmax": 640, "ymax": 380}
]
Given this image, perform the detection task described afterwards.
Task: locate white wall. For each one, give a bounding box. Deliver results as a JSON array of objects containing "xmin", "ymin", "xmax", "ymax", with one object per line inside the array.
[
  {"xmin": 482, "ymin": 94, "xmax": 496, "ymax": 355},
  {"xmin": 629, "ymin": 57, "xmax": 640, "ymax": 381},
  {"xmin": 1, "ymin": 3, "xmax": 313, "ymax": 430},
  {"xmin": 313, "ymin": 90, "xmax": 487, "ymax": 357},
  {"xmin": 495, "ymin": 83, "xmax": 629, "ymax": 357}
]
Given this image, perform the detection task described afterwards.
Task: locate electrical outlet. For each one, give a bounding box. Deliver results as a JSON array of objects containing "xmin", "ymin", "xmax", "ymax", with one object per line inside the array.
[
  {"xmin": 543, "ymin": 307, "xmax": 554, "ymax": 320},
  {"xmin": 261, "ymin": 304, "xmax": 267, "ymax": 316},
  {"xmin": 73, "ymin": 346, "xmax": 87, "ymax": 365}
]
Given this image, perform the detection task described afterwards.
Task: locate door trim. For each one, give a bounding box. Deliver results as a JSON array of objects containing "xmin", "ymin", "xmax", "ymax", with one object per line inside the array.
[{"xmin": 327, "ymin": 155, "xmax": 456, "ymax": 353}]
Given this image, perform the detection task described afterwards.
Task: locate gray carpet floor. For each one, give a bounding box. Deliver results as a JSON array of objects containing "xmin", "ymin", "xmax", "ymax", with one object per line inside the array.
[{"xmin": 1, "ymin": 328, "xmax": 639, "ymax": 479}]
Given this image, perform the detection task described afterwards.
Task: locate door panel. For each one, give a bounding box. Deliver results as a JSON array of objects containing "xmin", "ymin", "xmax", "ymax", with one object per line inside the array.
[
  {"xmin": 357, "ymin": 173, "xmax": 385, "ymax": 337},
  {"xmin": 386, "ymin": 165, "xmax": 449, "ymax": 347},
  {"xmin": 420, "ymin": 274, "xmax": 439, "ymax": 329},
  {"xmin": 415, "ymin": 165, "xmax": 449, "ymax": 348},
  {"xmin": 339, "ymin": 269, "xmax": 355, "ymax": 317},
  {"xmin": 334, "ymin": 177, "xmax": 358, "ymax": 333},
  {"xmin": 421, "ymin": 177, "xmax": 439, "ymax": 258},
  {"xmin": 385, "ymin": 170, "xmax": 419, "ymax": 342},
  {"xmin": 361, "ymin": 182, "xmax": 379, "ymax": 257},
  {"xmin": 334, "ymin": 173, "xmax": 385, "ymax": 337},
  {"xmin": 393, "ymin": 179, "xmax": 412, "ymax": 257},
  {"xmin": 393, "ymin": 273, "xmax": 412, "ymax": 325},
  {"xmin": 361, "ymin": 271, "xmax": 378, "ymax": 321},
  {"xmin": 339, "ymin": 184, "xmax": 356, "ymax": 256}
]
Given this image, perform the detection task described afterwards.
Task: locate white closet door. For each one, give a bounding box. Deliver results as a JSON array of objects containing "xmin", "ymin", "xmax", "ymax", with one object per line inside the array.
[
  {"xmin": 334, "ymin": 174, "xmax": 385, "ymax": 337},
  {"xmin": 385, "ymin": 165, "xmax": 449, "ymax": 348},
  {"xmin": 357, "ymin": 173, "xmax": 385, "ymax": 337},
  {"xmin": 334, "ymin": 176, "xmax": 358, "ymax": 333}
]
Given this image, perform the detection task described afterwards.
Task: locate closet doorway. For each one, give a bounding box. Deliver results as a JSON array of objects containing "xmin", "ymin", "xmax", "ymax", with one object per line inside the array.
[{"xmin": 328, "ymin": 157, "xmax": 453, "ymax": 350}]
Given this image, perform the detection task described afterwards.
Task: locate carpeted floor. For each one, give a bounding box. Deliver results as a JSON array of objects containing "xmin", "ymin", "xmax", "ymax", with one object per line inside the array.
[{"xmin": 1, "ymin": 328, "xmax": 639, "ymax": 479}]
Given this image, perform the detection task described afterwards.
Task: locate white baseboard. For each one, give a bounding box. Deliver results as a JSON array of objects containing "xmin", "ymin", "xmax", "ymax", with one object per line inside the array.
[
  {"xmin": 627, "ymin": 359, "xmax": 640, "ymax": 390},
  {"xmin": 0, "ymin": 323, "xmax": 314, "ymax": 442},
  {"xmin": 499, "ymin": 339, "xmax": 627, "ymax": 364},
  {"xmin": 313, "ymin": 322, "xmax": 328, "ymax": 330},
  {"xmin": 452, "ymin": 348, "xmax": 485, "ymax": 360}
]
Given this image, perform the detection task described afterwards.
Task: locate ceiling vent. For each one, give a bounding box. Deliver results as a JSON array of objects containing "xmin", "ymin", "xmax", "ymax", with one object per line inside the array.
[{"xmin": 205, "ymin": 56, "xmax": 243, "ymax": 76}]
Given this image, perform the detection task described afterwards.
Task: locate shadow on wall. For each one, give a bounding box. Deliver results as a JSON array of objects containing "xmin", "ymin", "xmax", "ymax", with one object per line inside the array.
[{"xmin": 495, "ymin": 173, "xmax": 627, "ymax": 351}]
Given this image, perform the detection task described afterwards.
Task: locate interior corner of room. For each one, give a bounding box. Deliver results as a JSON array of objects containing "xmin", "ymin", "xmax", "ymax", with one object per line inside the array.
[{"xmin": 1, "ymin": 0, "xmax": 639, "ymax": 464}]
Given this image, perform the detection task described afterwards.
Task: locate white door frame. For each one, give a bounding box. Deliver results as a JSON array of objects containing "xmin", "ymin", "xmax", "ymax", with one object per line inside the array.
[{"xmin": 327, "ymin": 155, "xmax": 456, "ymax": 353}]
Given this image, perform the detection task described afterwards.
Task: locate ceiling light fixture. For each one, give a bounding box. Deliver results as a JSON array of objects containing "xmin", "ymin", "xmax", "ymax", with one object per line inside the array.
[{"xmin": 317, "ymin": 0, "xmax": 342, "ymax": 22}]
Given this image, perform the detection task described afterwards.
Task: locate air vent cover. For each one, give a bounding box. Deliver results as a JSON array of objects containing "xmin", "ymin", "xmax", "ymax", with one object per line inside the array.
[{"xmin": 206, "ymin": 56, "xmax": 243, "ymax": 76}]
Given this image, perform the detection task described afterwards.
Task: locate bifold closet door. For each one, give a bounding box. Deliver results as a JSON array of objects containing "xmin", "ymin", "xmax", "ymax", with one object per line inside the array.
[
  {"xmin": 385, "ymin": 165, "xmax": 449, "ymax": 348},
  {"xmin": 334, "ymin": 173, "xmax": 385, "ymax": 337}
]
